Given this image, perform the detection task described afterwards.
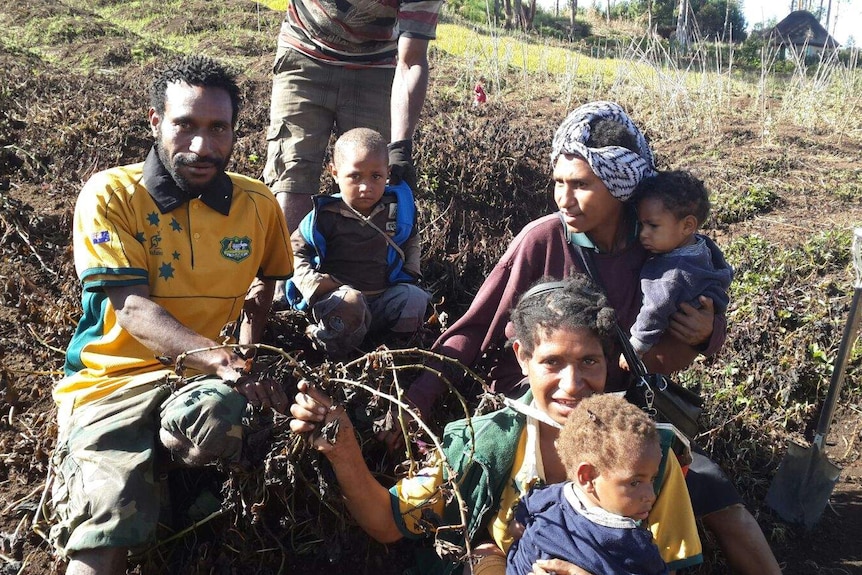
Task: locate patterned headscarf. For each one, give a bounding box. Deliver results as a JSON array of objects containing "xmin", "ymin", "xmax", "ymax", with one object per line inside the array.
[{"xmin": 550, "ymin": 101, "xmax": 656, "ymax": 202}]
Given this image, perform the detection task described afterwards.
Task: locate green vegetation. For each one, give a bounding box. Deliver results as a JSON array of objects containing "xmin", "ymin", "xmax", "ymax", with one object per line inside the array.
[
  {"xmin": 712, "ymin": 184, "xmax": 780, "ymax": 226},
  {"xmin": 443, "ymin": 0, "xmax": 746, "ymax": 42}
]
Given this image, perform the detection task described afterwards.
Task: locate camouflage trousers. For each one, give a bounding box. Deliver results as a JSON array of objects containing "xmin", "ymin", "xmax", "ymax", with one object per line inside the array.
[{"xmin": 49, "ymin": 375, "xmax": 246, "ymax": 554}]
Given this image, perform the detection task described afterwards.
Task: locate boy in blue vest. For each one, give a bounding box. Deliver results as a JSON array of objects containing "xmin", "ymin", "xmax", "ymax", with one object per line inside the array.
[{"xmin": 286, "ymin": 127, "xmax": 430, "ymax": 357}]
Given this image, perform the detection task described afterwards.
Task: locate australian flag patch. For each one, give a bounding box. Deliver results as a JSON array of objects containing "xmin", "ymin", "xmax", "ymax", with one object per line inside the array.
[{"xmin": 91, "ymin": 230, "xmax": 111, "ymax": 244}]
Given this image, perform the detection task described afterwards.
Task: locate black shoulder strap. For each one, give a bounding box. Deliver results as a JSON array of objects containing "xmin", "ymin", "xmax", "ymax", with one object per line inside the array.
[{"xmin": 569, "ymin": 242, "xmax": 649, "ymax": 379}]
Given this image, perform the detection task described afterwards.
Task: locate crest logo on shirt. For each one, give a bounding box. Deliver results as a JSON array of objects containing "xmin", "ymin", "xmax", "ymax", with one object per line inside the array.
[
  {"xmin": 149, "ymin": 232, "xmax": 163, "ymax": 256},
  {"xmin": 221, "ymin": 236, "xmax": 251, "ymax": 262}
]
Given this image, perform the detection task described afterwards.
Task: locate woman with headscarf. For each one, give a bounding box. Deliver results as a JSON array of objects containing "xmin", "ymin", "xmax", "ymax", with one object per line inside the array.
[
  {"xmin": 290, "ymin": 273, "xmax": 702, "ymax": 575},
  {"xmin": 406, "ymin": 100, "xmax": 716, "ymax": 410},
  {"xmin": 400, "ymin": 101, "xmax": 780, "ymax": 575}
]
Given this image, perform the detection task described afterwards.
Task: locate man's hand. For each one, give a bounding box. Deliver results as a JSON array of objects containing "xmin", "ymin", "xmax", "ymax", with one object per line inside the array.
[
  {"xmin": 668, "ymin": 296, "xmax": 715, "ymax": 347},
  {"xmin": 388, "ymin": 139, "xmax": 417, "ymax": 191},
  {"xmin": 234, "ymin": 375, "xmax": 290, "ymax": 414}
]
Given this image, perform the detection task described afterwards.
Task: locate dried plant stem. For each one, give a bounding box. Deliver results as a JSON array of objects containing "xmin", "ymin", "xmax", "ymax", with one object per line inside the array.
[
  {"xmin": 26, "ymin": 323, "xmax": 65, "ymax": 355},
  {"xmin": 327, "ymin": 375, "xmax": 475, "ymax": 568},
  {"xmin": 30, "ymin": 467, "xmax": 53, "ymax": 546},
  {"xmin": 0, "ymin": 214, "xmax": 57, "ymax": 277},
  {"xmin": 296, "ymin": 464, "xmax": 348, "ymax": 517},
  {"xmin": 389, "ymin": 366, "xmax": 414, "ymax": 471},
  {"xmin": 149, "ymin": 509, "xmax": 227, "ymax": 550},
  {"xmin": 0, "ymin": 552, "xmax": 17, "ymax": 565},
  {"xmin": 2, "ymin": 483, "xmax": 44, "ymax": 515},
  {"xmin": 170, "ymin": 343, "xmax": 490, "ymax": 570},
  {"xmin": 343, "ymin": 347, "xmax": 491, "ymax": 464},
  {"xmin": 341, "ymin": 347, "xmax": 490, "ymax": 392},
  {"xmin": 841, "ymin": 422, "xmax": 859, "ymax": 460}
]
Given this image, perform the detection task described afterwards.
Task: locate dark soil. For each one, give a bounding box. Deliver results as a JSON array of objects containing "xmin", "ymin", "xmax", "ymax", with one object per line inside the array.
[{"xmin": 1, "ymin": 1, "xmax": 861, "ymax": 574}]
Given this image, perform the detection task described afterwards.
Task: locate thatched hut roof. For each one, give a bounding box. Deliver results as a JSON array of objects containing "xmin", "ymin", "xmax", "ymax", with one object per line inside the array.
[{"xmin": 768, "ymin": 10, "xmax": 840, "ymax": 49}]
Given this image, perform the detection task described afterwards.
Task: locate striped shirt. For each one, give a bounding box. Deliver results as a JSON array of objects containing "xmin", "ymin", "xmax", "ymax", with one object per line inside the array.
[{"xmin": 278, "ymin": 0, "xmax": 442, "ymax": 67}]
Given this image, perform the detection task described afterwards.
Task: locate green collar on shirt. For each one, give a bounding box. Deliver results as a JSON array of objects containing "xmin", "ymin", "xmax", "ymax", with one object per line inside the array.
[{"xmin": 559, "ymin": 208, "xmax": 640, "ymax": 253}]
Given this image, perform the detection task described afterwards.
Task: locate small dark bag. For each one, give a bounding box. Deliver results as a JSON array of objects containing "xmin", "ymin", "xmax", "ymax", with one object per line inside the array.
[
  {"xmin": 631, "ymin": 375, "xmax": 703, "ymax": 439},
  {"xmin": 574, "ymin": 244, "xmax": 704, "ymax": 440}
]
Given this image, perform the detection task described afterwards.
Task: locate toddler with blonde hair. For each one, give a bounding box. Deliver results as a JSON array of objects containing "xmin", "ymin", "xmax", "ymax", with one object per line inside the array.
[{"xmin": 507, "ymin": 394, "xmax": 671, "ymax": 575}]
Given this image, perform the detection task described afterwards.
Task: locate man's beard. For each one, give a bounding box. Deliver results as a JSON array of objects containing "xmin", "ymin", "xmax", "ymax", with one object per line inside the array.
[{"xmin": 155, "ymin": 137, "xmax": 228, "ymax": 196}]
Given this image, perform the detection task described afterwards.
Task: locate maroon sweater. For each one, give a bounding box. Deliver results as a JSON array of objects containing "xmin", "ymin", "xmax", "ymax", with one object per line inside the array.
[{"xmin": 409, "ymin": 213, "xmax": 727, "ymax": 408}]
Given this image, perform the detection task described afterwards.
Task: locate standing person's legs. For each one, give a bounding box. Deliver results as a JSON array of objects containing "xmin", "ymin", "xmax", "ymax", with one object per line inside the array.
[
  {"xmin": 686, "ymin": 449, "xmax": 781, "ymax": 575},
  {"xmin": 264, "ymin": 47, "xmax": 339, "ymax": 305},
  {"xmin": 335, "ymin": 65, "xmax": 394, "ymax": 147},
  {"xmin": 264, "ymin": 47, "xmax": 339, "ymax": 231}
]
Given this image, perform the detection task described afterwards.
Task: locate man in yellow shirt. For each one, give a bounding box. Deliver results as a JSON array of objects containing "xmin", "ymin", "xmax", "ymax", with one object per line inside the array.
[{"xmin": 50, "ymin": 55, "xmax": 294, "ymax": 575}]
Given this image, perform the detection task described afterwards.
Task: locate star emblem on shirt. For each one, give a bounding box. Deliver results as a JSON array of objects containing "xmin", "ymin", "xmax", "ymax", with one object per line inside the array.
[
  {"xmin": 170, "ymin": 217, "xmax": 182, "ymax": 232},
  {"xmin": 135, "ymin": 232, "xmax": 146, "ymax": 243},
  {"xmin": 158, "ymin": 262, "xmax": 175, "ymax": 280},
  {"xmin": 172, "ymin": 251, "xmax": 181, "ymax": 261},
  {"xmin": 147, "ymin": 212, "xmax": 160, "ymax": 226}
]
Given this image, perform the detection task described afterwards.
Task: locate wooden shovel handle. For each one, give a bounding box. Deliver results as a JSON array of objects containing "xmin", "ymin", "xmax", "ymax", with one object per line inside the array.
[
  {"xmin": 854, "ymin": 228, "xmax": 862, "ymax": 289},
  {"xmin": 814, "ymin": 229, "xmax": 862, "ymax": 447}
]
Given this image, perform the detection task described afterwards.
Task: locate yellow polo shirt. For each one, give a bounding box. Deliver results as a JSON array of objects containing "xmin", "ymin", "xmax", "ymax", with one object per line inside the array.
[{"xmin": 57, "ymin": 150, "xmax": 293, "ymax": 407}]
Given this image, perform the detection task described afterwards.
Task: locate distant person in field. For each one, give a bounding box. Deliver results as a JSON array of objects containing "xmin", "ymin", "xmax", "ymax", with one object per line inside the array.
[
  {"xmin": 507, "ymin": 394, "xmax": 672, "ymax": 575},
  {"xmin": 285, "ymin": 127, "xmax": 430, "ymax": 357},
  {"xmin": 620, "ymin": 170, "xmax": 733, "ymax": 371},
  {"xmin": 50, "ymin": 55, "xmax": 293, "ymax": 575},
  {"xmin": 474, "ymin": 76, "xmax": 487, "ymax": 106},
  {"xmin": 399, "ymin": 101, "xmax": 781, "ymax": 575}
]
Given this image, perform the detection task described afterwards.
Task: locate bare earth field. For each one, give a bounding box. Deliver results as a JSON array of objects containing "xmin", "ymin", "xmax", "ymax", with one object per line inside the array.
[{"xmin": 1, "ymin": 1, "xmax": 861, "ymax": 574}]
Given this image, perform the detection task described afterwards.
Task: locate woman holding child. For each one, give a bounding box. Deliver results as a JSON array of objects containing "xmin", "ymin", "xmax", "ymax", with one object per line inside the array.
[
  {"xmin": 293, "ymin": 101, "xmax": 780, "ymax": 573},
  {"xmin": 290, "ymin": 274, "xmax": 701, "ymax": 575},
  {"xmin": 400, "ymin": 101, "xmax": 779, "ymax": 575},
  {"xmin": 508, "ymin": 393, "xmax": 676, "ymax": 575},
  {"xmin": 405, "ymin": 100, "xmax": 720, "ymax": 410}
]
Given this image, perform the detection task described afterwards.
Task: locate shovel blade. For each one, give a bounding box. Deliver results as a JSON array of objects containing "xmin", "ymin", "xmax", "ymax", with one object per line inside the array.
[{"xmin": 765, "ymin": 441, "xmax": 842, "ymax": 529}]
